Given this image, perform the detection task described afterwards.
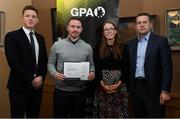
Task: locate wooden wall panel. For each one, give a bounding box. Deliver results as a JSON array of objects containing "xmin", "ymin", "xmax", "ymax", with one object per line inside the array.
[{"xmin": 40, "ymin": 82, "xmax": 54, "ymax": 118}]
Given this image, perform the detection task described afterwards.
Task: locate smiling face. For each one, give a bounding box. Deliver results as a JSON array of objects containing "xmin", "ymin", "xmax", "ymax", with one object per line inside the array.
[
  {"xmin": 135, "ymin": 15, "xmax": 152, "ymax": 36},
  {"xmin": 22, "ymin": 10, "xmax": 39, "ymax": 30},
  {"xmin": 103, "ymin": 23, "xmax": 117, "ymax": 45},
  {"xmin": 66, "ymin": 19, "xmax": 83, "ymax": 39}
]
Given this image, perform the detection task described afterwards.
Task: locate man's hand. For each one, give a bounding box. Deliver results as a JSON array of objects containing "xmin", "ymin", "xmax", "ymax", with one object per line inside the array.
[
  {"xmin": 160, "ymin": 92, "xmax": 171, "ymax": 105},
  {"xmin": 88, "ymin": 72, "xmax": 95, "ymax": 81},
  {"xmin": 54, "ymin": 72, "xmax": 65, "ymax": 80},
  {"xmin": 32, "ymin": 76, "xmax": 43, "ymax": 89}
]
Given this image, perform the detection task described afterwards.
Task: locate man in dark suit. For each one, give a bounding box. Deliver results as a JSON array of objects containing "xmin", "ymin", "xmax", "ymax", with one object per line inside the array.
[
  {"xmin": 124, "ymin": 13, "xmax": 172, "ymax": 117},
  {"xmin": 4, "ymin": 5, "xmax": 47, "ymax": 118}
]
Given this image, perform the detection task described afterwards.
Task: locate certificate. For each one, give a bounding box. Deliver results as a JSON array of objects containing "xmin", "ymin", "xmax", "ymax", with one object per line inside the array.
[
  {"xmin": 63, "ymin": 62, "xmax": 89, "ymax": 80},
  {"xmin": 80, "ymin": 62, "xmax": 89, "ymax": 80}
]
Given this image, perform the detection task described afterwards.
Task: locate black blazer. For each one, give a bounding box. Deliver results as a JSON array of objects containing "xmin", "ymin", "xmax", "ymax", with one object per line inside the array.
[
  {"xmin": 5, "ymin": 28, "xmax": 48, "ymax": 92},
  {"xmin": 124, "ymin": 33, "xmax": 172, "ymax": 100}
]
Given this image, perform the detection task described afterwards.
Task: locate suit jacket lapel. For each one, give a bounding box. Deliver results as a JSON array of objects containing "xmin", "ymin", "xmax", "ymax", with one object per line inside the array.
[
  {"xmin": 19, "ymin": 28, "xmax": 35, "ymax": 60},
  {"xmin": 130, "ymin": 38, "xmax": 138, "ymax": 78},
  {"xmin": 145, "ymin": 33, "xmax": 154, "ymax": 62},
  {"xmin": 19, "ymin": 28, "xmax": 32, "ymax": 50}
]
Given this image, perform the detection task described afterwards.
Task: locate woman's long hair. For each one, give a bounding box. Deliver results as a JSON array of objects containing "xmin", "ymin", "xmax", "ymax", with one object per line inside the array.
[{"xmin": 99, "ymin": 21, "xmax": 124, "ymax": 59}]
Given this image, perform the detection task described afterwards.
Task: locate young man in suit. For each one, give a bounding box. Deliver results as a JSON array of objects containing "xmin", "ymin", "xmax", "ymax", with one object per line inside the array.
[
  {"xmin": 4, "ymin": 5, "xmax": 47, "ymax": 118},
  {"xmin": 124, "ymin": 13, "xmax": 172, "ymax": 117}
]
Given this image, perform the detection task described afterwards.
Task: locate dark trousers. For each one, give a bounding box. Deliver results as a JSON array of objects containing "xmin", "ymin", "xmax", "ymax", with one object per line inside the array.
[
  {"xmin": 54, "ymin": 89, "xmax": 86, "ymax": 118},
  {"xmin": 9, "ymin": 88, "xmax": 42, "ymax": 118},
  {"xmin": 133, "ymin": 80, "xmax": 165, "ymax": 118}
]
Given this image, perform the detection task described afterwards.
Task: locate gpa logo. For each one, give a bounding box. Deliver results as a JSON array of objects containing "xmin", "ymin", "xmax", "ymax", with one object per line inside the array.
[{"xmin": 71, "ymin": 6, "xmax": 105, "ymax": 18}]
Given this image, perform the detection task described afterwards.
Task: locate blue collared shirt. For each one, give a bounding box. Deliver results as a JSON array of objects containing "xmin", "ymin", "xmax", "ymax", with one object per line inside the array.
[{"xmin": 135, "ymin": 32, "xmax": 150, "ymax": 78}]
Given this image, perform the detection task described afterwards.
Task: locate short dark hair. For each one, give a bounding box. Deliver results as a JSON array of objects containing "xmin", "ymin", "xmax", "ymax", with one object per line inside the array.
[
  {"xmin": 67, "ymin": 17, "xmax": 83, "ymax": 27},
  {"xmin": 136, "ymin": 12, "xmax": 152, "ymax": 22},
  {"xmin": 22, "ymin": 5, "xmax": 38, "ymax": 16}
]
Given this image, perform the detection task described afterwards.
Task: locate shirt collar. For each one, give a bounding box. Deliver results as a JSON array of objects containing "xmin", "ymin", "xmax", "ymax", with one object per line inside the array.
[
  {"xmin": 138, "ymin": 32, "xmax": 151, "ymax": 42},
  {"xmin": 22, "ymin": 27, "xmax": 35, "ymax": 35},
  {"xmin": 67, "ymin": 37, "xmax": 80, "ymax": 44}
]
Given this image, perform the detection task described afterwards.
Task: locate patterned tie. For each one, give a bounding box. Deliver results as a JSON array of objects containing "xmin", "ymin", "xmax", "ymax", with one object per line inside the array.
[{"xmin": 29, "ymin": 32, "xmax": 36, "ymax": 63}]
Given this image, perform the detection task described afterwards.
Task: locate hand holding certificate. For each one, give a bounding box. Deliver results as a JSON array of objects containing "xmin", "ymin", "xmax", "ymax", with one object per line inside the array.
[{"xmin": 64, "ymin": 62, "xmax": 90, "ymax": 80}]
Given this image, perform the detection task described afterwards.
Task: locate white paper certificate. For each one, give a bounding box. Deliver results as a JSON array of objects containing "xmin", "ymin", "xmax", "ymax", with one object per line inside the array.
[
  {"xmin": 64, "ymin": 62, "xmax": 89, "ymax": 80},
  {"xmin": 80, "ymin": 62, "xmax": 89, "ymax": 80}
]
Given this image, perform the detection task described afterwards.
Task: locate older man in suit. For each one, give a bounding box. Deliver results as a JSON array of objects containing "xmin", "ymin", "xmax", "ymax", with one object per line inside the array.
[
  {"xmin": 4, "ymin": 5, "xmax": 47, "ymax": 118},
  {"xmin": 124, "ymin": 13, "xmax": 172, "ymax": 117}
]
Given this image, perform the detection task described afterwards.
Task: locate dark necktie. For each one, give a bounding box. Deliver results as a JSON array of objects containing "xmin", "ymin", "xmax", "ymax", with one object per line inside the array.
[{"xmin": 29, "ymin": 32, "xmax": 36, "ymax": 63}]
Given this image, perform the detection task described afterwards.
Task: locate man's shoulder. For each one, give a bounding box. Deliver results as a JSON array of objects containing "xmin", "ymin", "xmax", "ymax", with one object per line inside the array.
[
  {"xmin": 34, "ymin": 32, "xmax": 44, "ymax": 38},
  {"xmin": 127, "ymin": 37, "xmax": 138, "ymax": 45},
  {"xmin": 56, "ymin": 37, "xmax": 67, "ymax": 44},
  {"xmin": 5, "ymin": 29, "xmax": 26, "ymax": 42},
  {"xmin": 150, "ymin": 33, "xmax": 167, "ymax": 42},
  {"xmin": 154, "ymin": 34, "xmax": 166, "ymax": 40},
  {"xmin": 6, "ymin": 28, "xmax": 22, "ymax": 36},
  {"xmin": 52, "ymin": 38, "xmax": 65, "ymax": 47},
  {"xmin": 79, "ymin": 39, "xmax": 91, "ymax": 47}
]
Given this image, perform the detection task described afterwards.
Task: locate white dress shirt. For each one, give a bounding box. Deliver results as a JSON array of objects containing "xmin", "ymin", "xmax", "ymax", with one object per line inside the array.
[{"xmin": 22, "ymin": 27, "xmax": 39, "ymax": 65}]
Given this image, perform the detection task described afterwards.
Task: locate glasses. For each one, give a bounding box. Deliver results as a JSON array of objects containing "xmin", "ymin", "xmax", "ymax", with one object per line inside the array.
[{"xmin": 104, "ymin": 27, "xmax": 115, "ymax": 32}]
